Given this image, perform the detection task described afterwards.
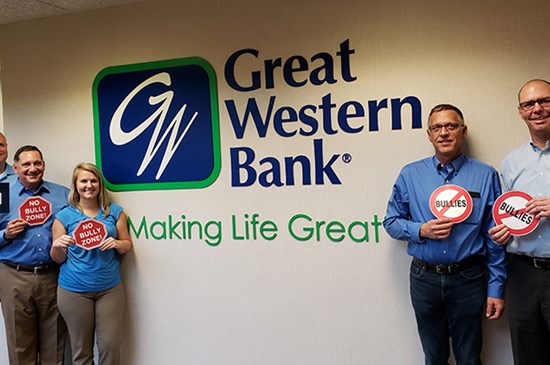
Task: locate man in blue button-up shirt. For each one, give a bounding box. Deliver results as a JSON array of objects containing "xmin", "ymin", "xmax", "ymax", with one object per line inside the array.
[
  {"xmin": 0, "ymin": 145, "xmax": 68, "ymax": 365},
  {"xmin": 491, "ymin": 79, "xmax": 550, "ymax": 365},
  {"xmin": 384, "ymin": 104, "xmax": 506, "ymax": 365}
]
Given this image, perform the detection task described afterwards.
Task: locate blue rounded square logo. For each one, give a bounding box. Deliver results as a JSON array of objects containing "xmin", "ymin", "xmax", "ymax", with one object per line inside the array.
[{"xmin": 93, "ymin": 58, "xmax": 221, "ymax": 191}]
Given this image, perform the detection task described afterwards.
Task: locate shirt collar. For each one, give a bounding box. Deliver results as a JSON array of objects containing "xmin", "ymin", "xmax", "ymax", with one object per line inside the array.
[
  {"xmin": 529, "ymin": 139, "xmax": 550, "ymax": 152},
  {"xmin": 15, "ymin": 178, "xmax": 50, "ymax": 196},
  {"xmin": 432, "ymin": 154, "xmax": 466, "ymax": 172},
  {"xmin": 0, "ymin": 164, "xmax": 14, "ymax": 180}
]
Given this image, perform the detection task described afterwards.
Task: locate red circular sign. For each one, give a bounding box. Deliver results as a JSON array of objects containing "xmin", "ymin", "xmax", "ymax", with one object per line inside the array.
[
  {"xmin": 18, "ymin": 196, "xmax": 52, "ymax": 226},
  {"xmin": 493, "ymin": 191, "xmax": 539, "ymax": 236},
  {"xmin": 429, "ymin": 184, "xmax": 473, "ymax": 223},
  {"xmin": 73, "ymin": 219, "xmax": 107, "ymax": 250}
]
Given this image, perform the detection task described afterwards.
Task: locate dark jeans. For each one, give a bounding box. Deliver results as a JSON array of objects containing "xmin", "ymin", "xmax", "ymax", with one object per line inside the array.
[
  {"xmin": 410, "ymin": 259, "xmax": 486, "ymax": 365},
  {"xmin": 508, "ymin": 255, "xmax": 550, "ymax": 365}
]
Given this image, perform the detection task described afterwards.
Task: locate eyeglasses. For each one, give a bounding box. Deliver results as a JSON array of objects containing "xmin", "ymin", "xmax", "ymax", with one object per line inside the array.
[
  {"xmin": 427, "ymin": 123, "xmax": 464, "ymax": 133},
  {"xmin": 519, "ymin": 97, "xmax": 550, "ymax": 111}
]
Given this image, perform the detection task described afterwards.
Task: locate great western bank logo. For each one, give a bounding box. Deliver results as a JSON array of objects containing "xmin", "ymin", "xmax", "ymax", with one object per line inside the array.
[
  {"xmin": 94, "ymin": 40, "xmax": 423, "ymax": 191},
  {"xmin": 92, "ymin": 58, "xmax": 221, "ymax": 191}
]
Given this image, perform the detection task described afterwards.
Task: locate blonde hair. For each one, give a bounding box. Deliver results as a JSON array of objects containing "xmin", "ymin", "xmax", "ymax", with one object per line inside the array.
[{"xmin": 68, "ymin": 162, "xmax": 111, "ymax": 216}]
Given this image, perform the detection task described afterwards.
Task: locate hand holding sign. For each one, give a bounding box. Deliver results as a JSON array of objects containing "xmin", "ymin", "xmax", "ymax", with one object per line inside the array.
[
  {"xmin": 525, "ymin": 197, "xmax": 550, "ymax": 220},
  {"xmin": 3, "ymin": 218, "xmax": 28, "ymax": 240},
  {"xmin": 52, "ymin": 234, "xmax": 76, "ymax": 250},
  {"xmin": 98, "ymin": 236, "xmax": 120, "ymax": 251},
  {"xmin": 489, "ymin": 223, "xmax": 511, "ymax": 245},
  {"xmin": 420, "ymin": 218, "xmax": 454, "ymax": 240}
]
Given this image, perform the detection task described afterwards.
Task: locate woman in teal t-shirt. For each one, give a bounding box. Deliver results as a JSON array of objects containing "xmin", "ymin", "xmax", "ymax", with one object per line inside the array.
[{"xmin": 51, "ymin": 162, "xmax": 132, "ymax": 365}]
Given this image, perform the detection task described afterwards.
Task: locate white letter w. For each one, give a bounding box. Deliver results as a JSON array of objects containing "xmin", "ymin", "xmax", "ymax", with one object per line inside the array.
[{"xmin": 109, "ymin": 72, "xmax": 198, "ymax": 180}]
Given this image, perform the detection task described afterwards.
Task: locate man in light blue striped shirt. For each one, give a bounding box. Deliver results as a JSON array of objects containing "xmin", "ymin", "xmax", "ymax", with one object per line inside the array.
[{"xmin": 491, "ymin": 79, "xmax": 550, "ymax": 365}]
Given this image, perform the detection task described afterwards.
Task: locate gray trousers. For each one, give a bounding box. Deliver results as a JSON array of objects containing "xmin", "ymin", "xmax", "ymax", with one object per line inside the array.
[{"xmin": 57, "ymin": 282, "xmax": 125, "ymax": 365}]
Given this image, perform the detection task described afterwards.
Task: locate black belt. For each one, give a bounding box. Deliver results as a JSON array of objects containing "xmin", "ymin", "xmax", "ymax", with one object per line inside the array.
[
  {"xmin": 2, "ymin": 261, "xmax": 57, "ymax": 274},
  {"xmin": 413, "ymin": 256, "xmax": 484, "ymax": 275},
  {"xmin": 516, "ymin": 254, "xmax": 550, "ymax": 270}
]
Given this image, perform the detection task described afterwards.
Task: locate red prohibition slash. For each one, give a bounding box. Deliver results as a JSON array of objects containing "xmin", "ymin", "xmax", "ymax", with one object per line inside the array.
[
  {"xmin": 429, "ymin": 184, "xmax": 473, "ymax": 223},
  {"xmin": 493, "ymin": 191, "xmax": 539, "ymax": 236}
]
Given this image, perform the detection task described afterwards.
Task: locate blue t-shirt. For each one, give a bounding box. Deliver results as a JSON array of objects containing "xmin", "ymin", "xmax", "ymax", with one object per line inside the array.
[{"xmin": 56, "ymin": 203, "xmax": 123, "ymax": 292}]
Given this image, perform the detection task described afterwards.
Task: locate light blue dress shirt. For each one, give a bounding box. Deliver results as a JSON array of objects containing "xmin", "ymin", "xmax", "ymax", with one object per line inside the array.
[
  {"xmin": 502, "ymin": 140, "xmax": 550, "ymax": 257},
  {"xmin": 0, "ymin": 179, "xmax": 69, "ymax": 266},
  {"xmin": 0, "ymin": 164, "xmax": 16, "ymax": 184},
  {"xmin": 384, "ymin": 154, "xmax": 507, "ymax": 298}
]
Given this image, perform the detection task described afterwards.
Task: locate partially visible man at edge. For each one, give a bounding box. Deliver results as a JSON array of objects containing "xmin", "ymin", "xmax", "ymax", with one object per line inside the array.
[
  {"xmin": 0, "ymin": 145, "xmax": 68, "ymax": 365},
  {"xmin": 490, "ymin": 79, "xmax": 550, "ymax": 365},
  {"xmin": 384, "ymin": 104, "xmax": 507, "ymax": 365},
  {"xmin": 0, "ymin": 132, "xmax": 17, "ymax": 303},
  {"xmin": 0, "ymin": 132, "xmax": 16, "ymax": 183}
]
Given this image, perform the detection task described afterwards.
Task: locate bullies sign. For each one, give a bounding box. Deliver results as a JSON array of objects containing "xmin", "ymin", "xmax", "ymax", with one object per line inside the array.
[
  {"xmin": 493, "ymin": 191, "xmax": 539, "ymax": 236},
  {"xmin": 429, "ymin": 185, "xmax": 473, "ymax": 223}
]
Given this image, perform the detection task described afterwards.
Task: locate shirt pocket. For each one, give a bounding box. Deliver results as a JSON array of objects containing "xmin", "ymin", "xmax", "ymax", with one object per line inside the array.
[{"xmin": 461, "ymin": 197, "xmax": 483, "ymax": 225}]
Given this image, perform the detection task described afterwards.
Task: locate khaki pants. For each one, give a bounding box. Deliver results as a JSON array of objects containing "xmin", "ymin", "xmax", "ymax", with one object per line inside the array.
[
  {"xmin": 0, "ymin": 263, "xmax": 66, "ymax": 365},
  {"xmin": 58, "ymin": 282, "xmax": 125, "ymax": 365}
]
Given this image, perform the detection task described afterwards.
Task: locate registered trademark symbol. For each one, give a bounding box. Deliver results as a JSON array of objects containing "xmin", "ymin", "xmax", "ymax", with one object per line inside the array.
[{"xmin": 342, "ymin": 153, "xmax": 352, "ymax": 163}]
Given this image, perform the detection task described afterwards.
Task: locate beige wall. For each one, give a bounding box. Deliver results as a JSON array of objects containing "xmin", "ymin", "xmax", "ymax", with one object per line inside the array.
[{"xmin": 0, "ymin": 0, "xmax": 548, "ymax": 363}]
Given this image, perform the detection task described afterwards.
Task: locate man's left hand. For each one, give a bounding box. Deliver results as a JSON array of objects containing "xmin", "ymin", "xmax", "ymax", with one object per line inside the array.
[
  {"xmin": 526, "ymin": 197, "xmax": 550, "ymax": 220},
  {"xmin": 486, "ymin": 297, "xmax": 505, "ymax": 320}
]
